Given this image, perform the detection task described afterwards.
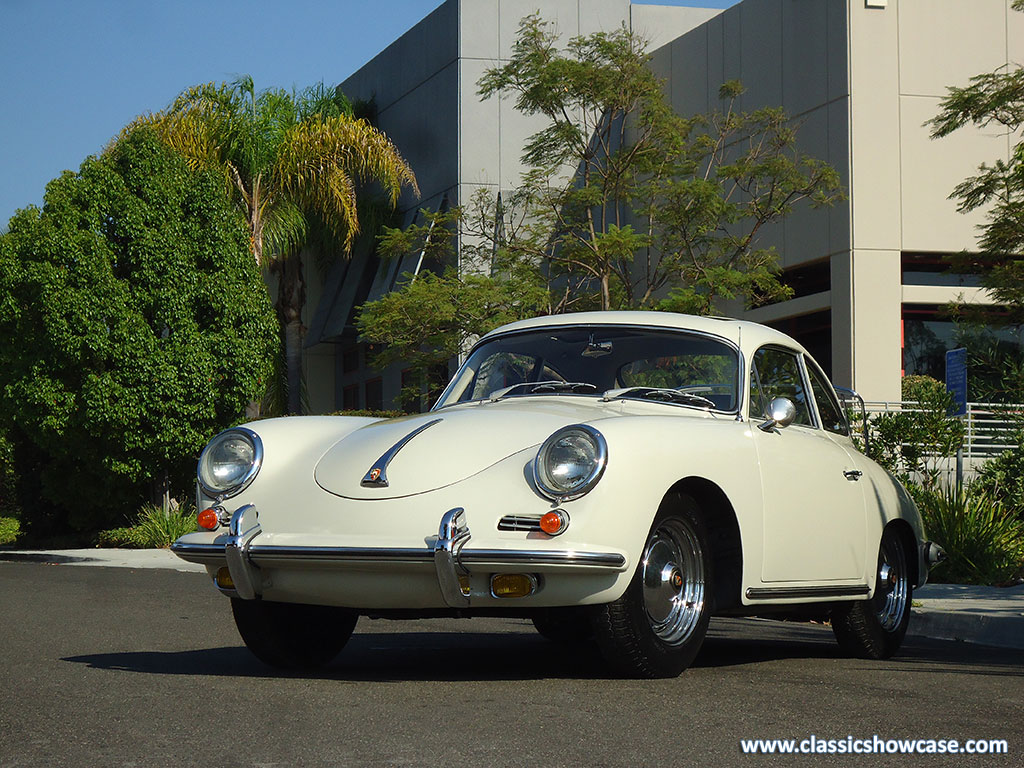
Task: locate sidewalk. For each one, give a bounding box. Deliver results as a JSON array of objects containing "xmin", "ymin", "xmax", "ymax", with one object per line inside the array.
[
  {"xmin": 0, "ymin": 548, "xmax": 205, "ymax": 573},
  {"xmin": 1, "ymin": 548, "xmax": 1021, "ymax": 651}
]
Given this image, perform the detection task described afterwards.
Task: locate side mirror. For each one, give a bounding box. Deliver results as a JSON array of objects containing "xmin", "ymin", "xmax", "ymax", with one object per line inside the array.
[{"xmin": 758, "ymin": 397, "xmax": 797, "ymax": 432}]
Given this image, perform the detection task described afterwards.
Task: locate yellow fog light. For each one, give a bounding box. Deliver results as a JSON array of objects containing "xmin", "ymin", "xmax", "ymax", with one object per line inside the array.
[
  {"xmin": 490, "ymin": 573, "xmax": 538, "ymax": 598},
  {"xmin": 215, "ymin": 566, "xmax": 235, "ymax": 590}
]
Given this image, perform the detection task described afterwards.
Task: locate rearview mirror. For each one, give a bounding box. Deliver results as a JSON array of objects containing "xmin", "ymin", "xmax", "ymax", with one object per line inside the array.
[{"xmin": 758, "ymin": 397, "xmax": 796, "ymax": 432}]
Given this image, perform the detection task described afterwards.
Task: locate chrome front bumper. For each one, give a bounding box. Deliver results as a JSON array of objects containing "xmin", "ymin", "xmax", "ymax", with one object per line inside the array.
[{"xmin": 171, "ymin": 505, "xmax": 627, "ymax": 608}]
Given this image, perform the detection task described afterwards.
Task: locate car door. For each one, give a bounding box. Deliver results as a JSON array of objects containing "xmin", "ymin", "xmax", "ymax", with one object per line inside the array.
[{"xmin": 749, "ymin": 346, "xmax": 868, "ymax": 583}]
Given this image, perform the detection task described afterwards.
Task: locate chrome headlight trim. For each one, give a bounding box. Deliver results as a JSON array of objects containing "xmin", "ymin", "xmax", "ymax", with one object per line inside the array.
[
  {"xmin": 533, "ymin": 424, "xmax": 608, "ymax": 501},
  {"xmin": 197, "ymin": 427, "xmax": 263, "ymax": 499}
]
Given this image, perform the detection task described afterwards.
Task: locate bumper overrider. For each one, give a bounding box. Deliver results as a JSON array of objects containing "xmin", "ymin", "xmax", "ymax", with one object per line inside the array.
[{"xmin": 171, "ymin": 504, "xmax": 627, "ymax": 608}]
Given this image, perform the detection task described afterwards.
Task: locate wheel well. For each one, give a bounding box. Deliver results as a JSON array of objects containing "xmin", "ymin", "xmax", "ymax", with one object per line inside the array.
[
  {"xmin": 885, "ymin": 519, "xmax": 921, "ymax": 587},
  {"xmin": 660, "ymin": 477, "xmax": 743, "ymax": 612}
]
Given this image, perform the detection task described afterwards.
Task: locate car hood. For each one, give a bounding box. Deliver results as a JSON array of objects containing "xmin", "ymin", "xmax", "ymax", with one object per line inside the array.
[{"xmin": 313, "ymin": 398, "xmax": 611, "ymax": 499}]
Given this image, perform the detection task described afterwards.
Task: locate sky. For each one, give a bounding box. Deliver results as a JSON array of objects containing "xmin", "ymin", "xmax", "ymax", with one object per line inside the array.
[{"xmin": 0, "ymin": 0, "xmax": 739, "ymax": 229}]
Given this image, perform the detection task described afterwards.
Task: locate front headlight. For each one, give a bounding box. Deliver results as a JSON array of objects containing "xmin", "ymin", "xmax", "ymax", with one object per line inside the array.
[
  {"xmin": 533, "ymin": 424, "xmax": 607, "ymax": 501},
  {"xmin": 197, "ymin": 427, "xmax": 263, "ymax": 498}
]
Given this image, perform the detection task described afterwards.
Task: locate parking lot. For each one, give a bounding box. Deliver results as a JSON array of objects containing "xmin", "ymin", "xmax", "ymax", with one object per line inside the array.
[{"xmin": 0, "ymin": 561, "xmax": 1020, "ymax": 767}]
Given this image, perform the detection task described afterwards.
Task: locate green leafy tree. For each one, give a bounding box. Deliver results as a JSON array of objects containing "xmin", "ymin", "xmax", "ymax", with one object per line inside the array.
[
  {"xmin": 127, "ymin": 77, "xmax": 418, "ymax": 414},
  {"xmin": 359, "ymin": 16, "xmax": 842, "ymax": 393},
  {"xmin": 929, "ymin": 0, "xmax": 1024, "ymax": 328},
  {"xmin": 0, "ymin": 128, "xmax": 278, "ymax": 534}
]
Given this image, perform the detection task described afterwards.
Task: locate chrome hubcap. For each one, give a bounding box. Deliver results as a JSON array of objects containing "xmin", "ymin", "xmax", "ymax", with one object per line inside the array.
[
  {"xmin": 874, "ymin": 535, "xmax": 908, "ymax": 632},
  {"xmin": 641, "ymin": 519, "xmax": 705, "ymax": 646}
]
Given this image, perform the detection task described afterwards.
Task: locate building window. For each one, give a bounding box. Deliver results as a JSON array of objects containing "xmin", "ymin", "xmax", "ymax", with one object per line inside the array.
[
  {"xmin": 901, "ymin": 253, "xmax": 982, "ymax": 287},
  {"xmin": 342, "ymin": 345, "xmax": 360, "ymax": 374},
  {"xmin": 342, "ymin": 383, "xmax": 360, "ymax": 411},
  {"xmin": 902, "ymin": 304, "xmax": 1024, "ymax": 381},
  {"xmin": 764, "ymin": 310, "xmax": 833, "ymax": 379},
  {"xmin": 365, "ymin": 378, "xmax": 384, "ymax": 412},
  {"xmin": 779, "ymin": 260, "xmax": 831, "ymax": 300}
]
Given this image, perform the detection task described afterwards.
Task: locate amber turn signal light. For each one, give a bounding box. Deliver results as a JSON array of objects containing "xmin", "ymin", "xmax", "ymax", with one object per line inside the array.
[
  {"xmin": 539, "ymin": 509, "xmax": 569, "ymax": 536},
  {"xmin": 215, "ymin": 566, "xmax": 235, "ymax": 590},
  {"xmin": 490, "ymin": 573, "xmax": 538, "ymax": 598},
  {"xmin": 197, "ymin": 508, "xmax": 220, "ymax": 530}
]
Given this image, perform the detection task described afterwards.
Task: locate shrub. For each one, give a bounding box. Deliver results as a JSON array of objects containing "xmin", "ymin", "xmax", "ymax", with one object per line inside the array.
[
  {"xmin": 96, "ymin": 503, "xmax": 197, "ymax": 549},
  {"xmin": 0, "ymin": 128, "xmax": 277, "ymax": 535},
  {"xmin": 973, "ymin": 430, "xmax": 1024, "ymax": 513},
  {"xmin": 911, "ymin": 484, "xmax": 1024, "ymax": 585},
  {"xmin": 0, "ymin": 516, "xmax": 20, "ymax": 546},
  {"xmin": 867, "ymin": 375, "xmax": 964, "ymax": 487}
]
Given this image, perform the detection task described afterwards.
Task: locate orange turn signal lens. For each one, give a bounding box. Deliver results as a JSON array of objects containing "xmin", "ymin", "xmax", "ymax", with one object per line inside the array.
[
  {"xmin": 197, "ymin": 508, "xmax": 220, "ymax": 530},
  {"xmin": 539, "ymin": 510, "xmax": 568, "ymax": 536}
]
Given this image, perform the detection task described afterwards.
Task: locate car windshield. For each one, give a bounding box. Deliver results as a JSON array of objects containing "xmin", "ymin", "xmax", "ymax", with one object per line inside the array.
[{"xmin": 435, "ymin": 326, "xmax": 740, "ymax": 411}]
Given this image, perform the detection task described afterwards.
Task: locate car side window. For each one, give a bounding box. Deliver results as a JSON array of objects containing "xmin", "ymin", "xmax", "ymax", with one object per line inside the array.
[
  {"xmin": 749, "ymin": 347, "xmax": 813, "ymax": 426},
  {"xmin": 805, "ymin": 358, "xmax": 849, "ymax": 436}
]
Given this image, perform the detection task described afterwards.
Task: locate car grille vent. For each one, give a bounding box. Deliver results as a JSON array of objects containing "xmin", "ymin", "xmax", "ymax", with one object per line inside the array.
[{"xmin": 497, "ymin": 514, "xmax": 543, "ymax": 532}]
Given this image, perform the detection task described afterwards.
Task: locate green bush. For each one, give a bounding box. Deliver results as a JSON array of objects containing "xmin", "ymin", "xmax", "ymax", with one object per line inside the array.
[
  {"xmin": 96, "ymin": 503, "xmax": 197, "ymax": 549},
  {"xmin": 0, "ymin": 128, "xmax": 277, "ymax": 535},
  {"xmin": 911, "ymin": 484, "xmax": 1024, "ymax": 585},
  {"xmin": 973, "ymin": 430, "xmax": 1024, "ymax": 513},
  {"xmin": 0, "ymin": 516, "xmax": 20, "ymax": 546},
  {"xmin": 867, "ymin": 375, "xmax": 964, "ymax": 487}
]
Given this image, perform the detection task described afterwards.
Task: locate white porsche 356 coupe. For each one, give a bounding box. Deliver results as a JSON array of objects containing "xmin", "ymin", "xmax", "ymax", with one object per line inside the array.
[{"xmin": 172, "ymin": 311, "xmax": 943, "ymax": 678}]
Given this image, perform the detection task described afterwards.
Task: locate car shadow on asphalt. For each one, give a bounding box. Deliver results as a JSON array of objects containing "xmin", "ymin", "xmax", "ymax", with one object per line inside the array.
[{"xmin": 60, "ymin": 617, "xmax": 1023, "ymax": 681}]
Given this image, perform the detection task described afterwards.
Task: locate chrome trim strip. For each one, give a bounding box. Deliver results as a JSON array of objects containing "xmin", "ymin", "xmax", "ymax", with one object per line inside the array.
[
  {"xmin": 171, "ymin": 542, "xmax": 625, "ymax": 570},
  {"xmin": 497, "ymin": 514, "xmax": 543, "ymax": 532},
  {"xmin": 224, "ymin": 504, "xmax": 262, "ymax": 600},
  {"xmin": 745, "ymin": 585, "xmax": 870, "ymax": 600},
  {"xmin": 360, "ymin": 418, "xmax": 443, "ymax": 488},
  {"xmin": 254, "ymin": 546, "xmax": 433, "ymax": 563},
  {"xmin": 171, "ymin": 542, "xmax": 227, "ymax": 562},
  {"xmin": 459, "ymin": 550, "xmax": 625, "ymax": 568}
]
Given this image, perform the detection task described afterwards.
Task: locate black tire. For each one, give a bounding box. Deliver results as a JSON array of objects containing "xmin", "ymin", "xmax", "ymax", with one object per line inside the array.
[
  {"xmin": 592, "ymin": 494, "xmax": 713, "ymax": 678},
  {"xmin": 831, "ymin": 528, "xmax": 912, "ymax": 659},
  {"xmin": 231, "ymin": 598, "xmax": 358, "ymax": 670},
  {"xmin": 531, "ymin": 607, "xmax": 595, "ymax": 644}
]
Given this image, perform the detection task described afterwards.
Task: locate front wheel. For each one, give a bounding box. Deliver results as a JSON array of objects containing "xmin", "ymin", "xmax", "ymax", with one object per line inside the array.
[
  {"xmin": 831, "ymin": 528, "xmax": 912, "ymax": 659},
  {"xmin": 231, "ymin": 598, "xmax": 358, "ymax": 670},
  {"xmin": 592, "ymin": 496, "xmax": 713, "ymax": 678}
]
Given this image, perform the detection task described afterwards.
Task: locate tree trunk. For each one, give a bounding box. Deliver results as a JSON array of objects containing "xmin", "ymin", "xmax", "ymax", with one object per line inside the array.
[{"xmin": 275, "ymin": 252, "xmax": 307, "ymax": 415}]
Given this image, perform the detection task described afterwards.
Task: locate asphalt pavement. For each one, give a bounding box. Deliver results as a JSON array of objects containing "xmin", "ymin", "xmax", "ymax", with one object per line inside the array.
[{"xmin": 0, "ymin": 560, "xmax": 1021, "ymax": 767}]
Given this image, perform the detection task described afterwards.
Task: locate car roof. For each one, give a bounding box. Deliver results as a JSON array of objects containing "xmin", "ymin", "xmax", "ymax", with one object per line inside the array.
[{"xmin": 480, "ymin": 311, "xmax": 810, "ymax": 357}]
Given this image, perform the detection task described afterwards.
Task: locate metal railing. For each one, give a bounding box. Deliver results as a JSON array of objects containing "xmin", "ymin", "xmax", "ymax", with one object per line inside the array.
[{"xmin": 862, "ymin": 401, "xmax": 1022, "ymax": 461}]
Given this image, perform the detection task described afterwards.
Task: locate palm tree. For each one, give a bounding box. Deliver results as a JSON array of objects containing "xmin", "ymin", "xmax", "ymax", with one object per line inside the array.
[{"xmin": 127, "ymin": 76, "xmax": 418, "ymax": 414}]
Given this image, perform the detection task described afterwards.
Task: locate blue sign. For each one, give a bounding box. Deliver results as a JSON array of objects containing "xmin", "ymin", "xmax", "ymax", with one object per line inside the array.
[{"xmin": 945, "ymin": 348, "xmax": 967, "ymax": 417}]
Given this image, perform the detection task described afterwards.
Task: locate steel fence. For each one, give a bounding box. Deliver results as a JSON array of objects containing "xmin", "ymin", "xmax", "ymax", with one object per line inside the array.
[{"xmin": 862, "ymin": 401, "xmax": 1022, "ymax": 461}]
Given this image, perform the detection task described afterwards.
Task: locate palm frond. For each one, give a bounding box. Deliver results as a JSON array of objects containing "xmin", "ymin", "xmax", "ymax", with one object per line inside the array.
[
  {"xmin": 270, "ymin": 114, "xmax": 418, "ymax": 254},
  {"xmin": 260, "ymin": 199, "xmax": 309, "ymax": 268}
]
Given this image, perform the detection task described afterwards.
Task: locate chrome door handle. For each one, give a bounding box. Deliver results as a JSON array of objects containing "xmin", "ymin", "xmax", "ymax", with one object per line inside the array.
[{"xmin": 843, "ymin": 470, "xmax": 863, "ymax": 481}]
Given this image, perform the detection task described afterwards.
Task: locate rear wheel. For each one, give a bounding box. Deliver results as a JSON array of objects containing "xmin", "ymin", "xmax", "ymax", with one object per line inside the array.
[
  {"xmin": 593, "ymin": 495, "xmax": 712, "ymax": 678},
  {"xmin": 231, "ymin": 598, "xmax": 358, "ymax": 670},
  {"xmin": 831, "ymin": 528, "xmax": 912, "ymax": 659}
]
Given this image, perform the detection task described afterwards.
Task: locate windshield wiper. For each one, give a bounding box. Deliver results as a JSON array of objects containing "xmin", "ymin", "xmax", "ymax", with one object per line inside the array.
[
  {"xmin": 601, "ymin": 387, "xmax": 717, "ymax": 408},
  {"xmin": 489, "ymin": 380, "xmax": 597, "ymax": 402}
]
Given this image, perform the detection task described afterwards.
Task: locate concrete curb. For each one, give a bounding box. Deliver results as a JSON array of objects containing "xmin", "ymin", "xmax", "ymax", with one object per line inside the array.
[{"xmin": 910, "ymin": 583, "xmax": 1024, "ymax": 651}]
